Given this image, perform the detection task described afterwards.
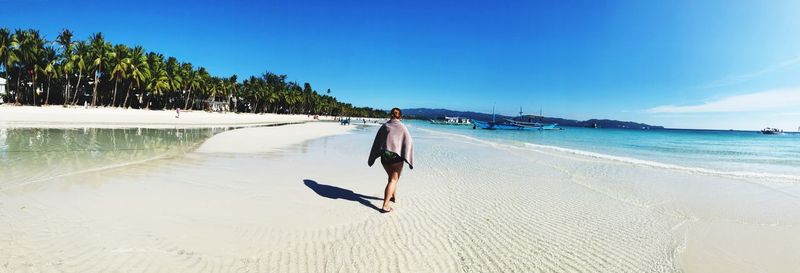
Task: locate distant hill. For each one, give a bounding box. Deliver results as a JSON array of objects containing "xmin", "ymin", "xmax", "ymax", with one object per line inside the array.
[{"xmin": 402, "ymin": 108, "xmax": 663, "ymax": 130}]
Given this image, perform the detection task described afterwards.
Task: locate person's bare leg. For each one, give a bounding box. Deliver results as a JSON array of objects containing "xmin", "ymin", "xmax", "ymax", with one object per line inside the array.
[
  {"xmin": 381, "ymin": 163, "xmax": 395, "ymax": 211},
  {"xmin": 391, "ymin": 163, "xmax": 403, "ymax": 203},
  {"xmin": 390, "ymin": 173, "xmax": 399, "ymax": 203},
  {"xmin": 382, "ymin": 175, "xmax": 397, "ymax": 212},
  {"xmin": 382, "ymin": 162, "xmax": 403, "ymax": 212}
]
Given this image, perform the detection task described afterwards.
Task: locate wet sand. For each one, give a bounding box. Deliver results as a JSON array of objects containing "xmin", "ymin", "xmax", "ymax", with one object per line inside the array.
[{"xmin": 0, "ymin": 105, "xmax": 319, "ymax": 128}]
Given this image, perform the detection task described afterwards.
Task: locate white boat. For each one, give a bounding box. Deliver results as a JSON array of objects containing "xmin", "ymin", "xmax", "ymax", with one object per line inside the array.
[
  {"xmin": 761, "ymin": 127, "xmax": 783, "ymax": 135},
  {"xmin": 429, "ymin": 116, "xmax": 472, "ymax": 125}
]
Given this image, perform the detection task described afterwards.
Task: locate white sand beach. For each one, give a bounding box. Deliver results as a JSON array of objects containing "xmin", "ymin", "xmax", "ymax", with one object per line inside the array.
[
  {"xmin": 1, "ymin": 107, "xmax": 799, "ymax": 272},
  {"xmin": 195, "ymin": 122, "xmax": 353, "ymax": 154}
]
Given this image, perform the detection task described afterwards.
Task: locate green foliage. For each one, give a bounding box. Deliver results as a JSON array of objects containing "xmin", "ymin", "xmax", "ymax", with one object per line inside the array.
[{"xmin": 0, "ymin": 27, "xmax": 388, "ymax": 117}]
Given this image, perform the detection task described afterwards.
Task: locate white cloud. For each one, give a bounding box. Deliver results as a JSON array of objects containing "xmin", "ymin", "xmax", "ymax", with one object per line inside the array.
[
  {"xmin": 701, "ymin": 56, "xmax": 800, "ymax": 89},
  {"xmin": 647, "ymin": 89, "xmax": 800, "ymax": 113}
]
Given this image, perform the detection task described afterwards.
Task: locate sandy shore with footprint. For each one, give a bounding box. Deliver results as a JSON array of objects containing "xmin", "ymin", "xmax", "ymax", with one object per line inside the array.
[{"xmin": 1, "ymin": 117, "xmax": 799, "ymax": 272}]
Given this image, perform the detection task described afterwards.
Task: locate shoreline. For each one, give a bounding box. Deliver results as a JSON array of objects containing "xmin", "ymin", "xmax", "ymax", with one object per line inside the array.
[
  {"xmin": 0, "ymin": 105, "xmax": 329, "ymax": 129},
  {"xmin": 196, "ymin": 122, "xmax": 356, "ymax": 154}
]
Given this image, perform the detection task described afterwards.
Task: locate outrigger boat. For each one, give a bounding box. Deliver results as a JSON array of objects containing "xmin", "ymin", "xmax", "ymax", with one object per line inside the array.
[
  {"xmin": 472, "ymin": 105, "xmax": 525, "ymax": 130},
  {"xmin": 472, "ymin": 119, "xmax": 526, "ymax": 130},
  {"xmin": 505, "ymin": 107, "xmax": 561, "ymax": 130},
  {"xmin": 473, "ymin": 106, "xmax": 561, "ymax": 130}
]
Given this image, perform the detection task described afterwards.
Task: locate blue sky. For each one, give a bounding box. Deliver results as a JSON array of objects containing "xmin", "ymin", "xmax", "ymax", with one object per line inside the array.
[{"xmin": 5, "ymin": 0, "xmax": 800, "ymax": 130}]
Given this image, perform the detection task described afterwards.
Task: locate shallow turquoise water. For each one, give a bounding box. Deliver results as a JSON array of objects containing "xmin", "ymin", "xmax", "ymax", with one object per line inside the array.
[
  {"xmin": 0, "ymin": 127, "xmax": 223, "ymax": 190},
  {"xmin": 409, "ymin": 120, "xmax": 800, "ymax": 177},
  {"xmin": 2, "ymin": 121, "xmax": 799, "ymax": 188}
]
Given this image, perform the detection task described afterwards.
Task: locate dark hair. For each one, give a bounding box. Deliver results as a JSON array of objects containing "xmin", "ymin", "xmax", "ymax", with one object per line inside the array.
[{"xmin": 389, "ymin": 107, "xmax": 403, "ymax": 118}]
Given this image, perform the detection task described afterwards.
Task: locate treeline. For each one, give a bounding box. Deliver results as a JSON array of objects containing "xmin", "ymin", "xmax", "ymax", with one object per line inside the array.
[{"xmin": 0, "ymin": 28, "xmax": 388, "ymax": 117}]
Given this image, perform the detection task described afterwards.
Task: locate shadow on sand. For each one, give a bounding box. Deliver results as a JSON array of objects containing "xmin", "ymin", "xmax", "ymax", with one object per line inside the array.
[{"xmin": 303, "ymin": 179, "xmax": 381, "ymax": 212}]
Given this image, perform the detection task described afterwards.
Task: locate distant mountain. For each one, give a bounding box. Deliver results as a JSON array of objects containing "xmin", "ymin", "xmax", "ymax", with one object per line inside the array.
[
  {"xmin": 402, "ymin": 108, "xmax": 498, "ymax": 123},
  {"xmin": 402, "ymin": 108, "xmax": 663, "ymax": 130}
]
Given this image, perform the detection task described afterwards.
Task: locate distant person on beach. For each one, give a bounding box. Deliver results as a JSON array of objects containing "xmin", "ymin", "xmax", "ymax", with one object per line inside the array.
[
  {"xmin": 368, "ymin": 108, "xmax": 414, "ymax": 213},
  {"xmin": 176, "ymin": 107, "xmax": 181, "ymax": 118}
]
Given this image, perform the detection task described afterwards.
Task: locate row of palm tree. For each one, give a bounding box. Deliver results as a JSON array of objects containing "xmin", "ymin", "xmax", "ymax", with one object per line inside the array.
[{"xmin": 0, "ymin": 28, "xmax": 387, "ymax": 118}]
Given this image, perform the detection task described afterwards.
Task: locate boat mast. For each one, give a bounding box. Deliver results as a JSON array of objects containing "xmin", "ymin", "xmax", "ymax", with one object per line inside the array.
[
  {"xmin": 539, "ymin": 107, "xmax": 543, "ymax": 122},
  {"xmin": 492, "ymin": 103, "xmax": 496, "ymax": 123}
]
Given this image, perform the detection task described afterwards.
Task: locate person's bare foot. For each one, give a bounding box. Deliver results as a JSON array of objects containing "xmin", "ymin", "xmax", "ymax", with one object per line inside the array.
[{"xmin": 380, "ymin": 206, "xmax": 393, "ymax": 213}]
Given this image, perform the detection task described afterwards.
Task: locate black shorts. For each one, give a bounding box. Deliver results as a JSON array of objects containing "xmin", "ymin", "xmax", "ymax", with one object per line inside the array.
[{"xmin": 381, "ymin": 151, "xmax": 404, "ymax": 165}]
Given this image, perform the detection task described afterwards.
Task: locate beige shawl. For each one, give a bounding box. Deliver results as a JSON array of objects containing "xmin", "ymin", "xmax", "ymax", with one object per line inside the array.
[{"xmin": 368, "ymin": 119, "xmax": 414, "ymax": 169}]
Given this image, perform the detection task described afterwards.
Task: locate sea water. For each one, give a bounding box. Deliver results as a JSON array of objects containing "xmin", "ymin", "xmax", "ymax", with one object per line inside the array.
[
  {"xmin": 0, "ymin": 127, "xmax": 222, "ymax": 191},
  {"xmin": 2, "ymin": 122, "xmax": 799, "ymax": 187},
  {"xmin": 410, "ymin": 120, "xmax": 800, "ymax": 177}
]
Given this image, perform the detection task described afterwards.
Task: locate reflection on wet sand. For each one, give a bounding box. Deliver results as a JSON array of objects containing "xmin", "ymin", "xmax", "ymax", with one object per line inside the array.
[{"xmin": 0, "ymin": 127, "xmax": 225, "ymax": 193}]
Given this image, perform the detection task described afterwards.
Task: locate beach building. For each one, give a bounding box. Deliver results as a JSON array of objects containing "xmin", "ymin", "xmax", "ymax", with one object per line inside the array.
[
  {"xmin": 0, "ymin": 77, "xmax": 6, "ymax": 103},
  {"xmin": 193, "ymin": 98, "xmax": 230, "ymax": 112}
]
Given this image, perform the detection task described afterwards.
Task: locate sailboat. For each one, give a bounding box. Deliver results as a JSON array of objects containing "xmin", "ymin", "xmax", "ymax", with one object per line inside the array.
[
  {"xmin": 505, "ymin": 107, "xmax": 561, "ymax": 130},
  {"xmin": 472, "ymin": 105, "xmax": 527, "ymax": 130}
]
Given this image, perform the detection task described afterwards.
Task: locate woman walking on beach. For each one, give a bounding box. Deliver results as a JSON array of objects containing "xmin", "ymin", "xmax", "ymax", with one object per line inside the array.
[{"xmin": 369, "ymin": 108, "xmax": 414, "ymax": 213}]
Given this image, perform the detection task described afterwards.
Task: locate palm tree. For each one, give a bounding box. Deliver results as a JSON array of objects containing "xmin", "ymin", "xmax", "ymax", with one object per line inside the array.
[
  {"xmin": 144, "ymin": 52, "xmax": 169, "ymax": 109},
  {"xmin": 228, "ymin": 74, "xmax": 239, "ymax": 112},
  {"xmin": 71, "ymin": 41, "xmax": 88, "ymax": 105},
  {"xmin": 180, "ymin": 63, "xmax": 197, "ymax": 109},
  {"xmin": 219, "ymin": 75, "xmax": 237, "ymax": 112},
  {"xmin": 56, "ymin": 29, "xmax": 74, "ymax": 105},
  {"xmin": 165, "ymin": 57, "xmax": 182, "ymax": 109},
  {"xmin": 40, "ymin": 47, "xmax": 57, "ymax": 105},
  {"xmin": 190, "ymin": 67, "xmax": 211, "ymax": 107},
  {"xmin": 18, "ymin": 30, "xmax": 45, "ymax": 105},
  {"xmin": 243, "ymin": 76, "xmax": 258, "ymax": 113},
  {"xmin": 31, "ymin": 31, "xmax": 46, "ymax": 106},
  {"xmin": 181, "ymin": 63, "xmax": 199, "ymax": 110},
  {"xmin": 109, "ymin": 44, "xmax": 130, "ymax": 107},
  {"xmin": 303, "ymin": 82, "xmax": 313, "ymax": 114},
  {"xmin": 12, "ymin": 29, "xmax": 26, "ymax": 104},
  {"xmin": 256, "ymin": 83, "xmax": 267, "ymax": 113},
  {"xmin": 285, "ymin": 82, "xmax": 300, "ymax": 114},
  {"xmin": 0, "ymin": 28, "xmax": 11, "ymax": 77},
  {"xmin": 206, "ymin": 76, "xmax": 221, "ymax": 103},
  {"xmin": 0, "ymin": 28, "xmax": 19, "ymax": 101},
  {"xmin": 88, "ymin": 33, "xmax": 114, "ymax": 106},
  {"xmin": 262, "ymin": 72, "xmax": 286, "ymax": 113},
  {"xmin": 124, "ymin": 46, "xmax": 148, "ymax": 108},
  {"xmin": 312, "ymin": 91, "xmax": 322, "ymax": 115}
]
